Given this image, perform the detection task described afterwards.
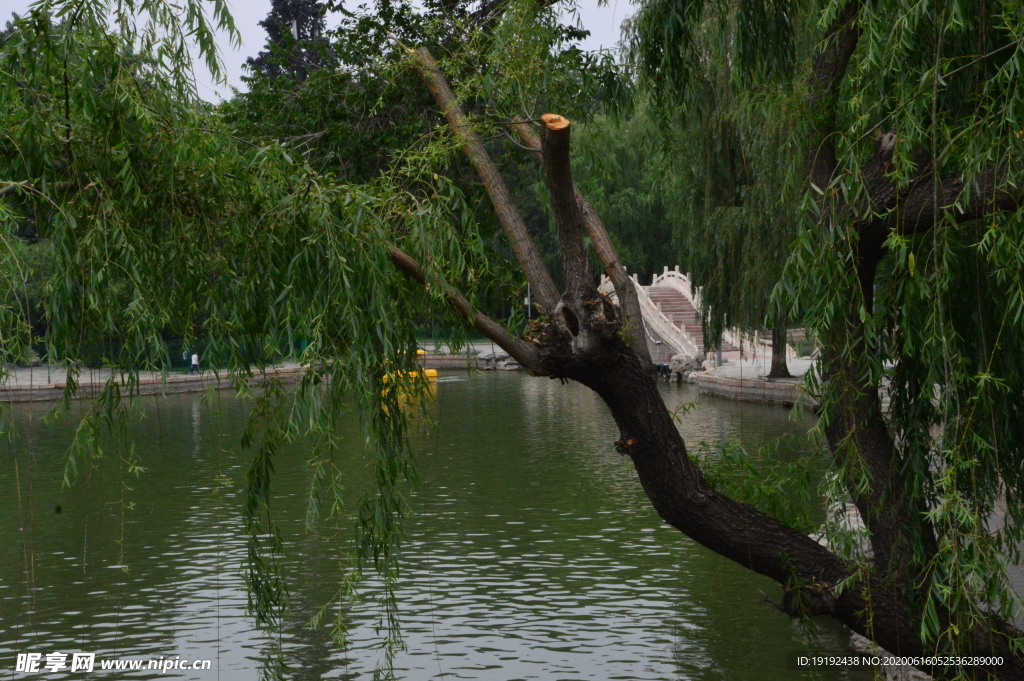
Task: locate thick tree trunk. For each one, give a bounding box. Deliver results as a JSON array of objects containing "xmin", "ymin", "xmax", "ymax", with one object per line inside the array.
[{"xmin": 766, "ymin": 320, "xmax": 791, "ymax": 379}]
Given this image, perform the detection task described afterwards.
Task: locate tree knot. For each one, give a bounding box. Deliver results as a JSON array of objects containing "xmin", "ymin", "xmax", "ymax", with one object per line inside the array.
[{"xmin": 782, "ymin": 577, "xmax": 838, "ymax": 618}]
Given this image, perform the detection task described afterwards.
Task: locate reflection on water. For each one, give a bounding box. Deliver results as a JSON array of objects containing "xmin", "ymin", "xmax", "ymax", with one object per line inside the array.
[{"xmin": 1, "ymin": 372, "xmax": 870, "ymax": 680}]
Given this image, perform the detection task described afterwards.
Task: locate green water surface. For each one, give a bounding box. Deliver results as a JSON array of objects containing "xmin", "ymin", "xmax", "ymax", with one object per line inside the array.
[{"xmin": 1, "ymin": 371, "xmax": 871, "ymax": 680}]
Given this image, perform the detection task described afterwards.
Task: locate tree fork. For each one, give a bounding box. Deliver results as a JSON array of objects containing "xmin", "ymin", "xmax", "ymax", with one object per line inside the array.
[{"xmin": 510, "ymin": 116, "xmax": 651, "ymax": 362}]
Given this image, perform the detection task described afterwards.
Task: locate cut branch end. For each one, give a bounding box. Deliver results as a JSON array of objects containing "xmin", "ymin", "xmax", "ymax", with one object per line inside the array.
[{"xmin": 541, "ymin": 113, "xmax": 571, "ymax": 131}]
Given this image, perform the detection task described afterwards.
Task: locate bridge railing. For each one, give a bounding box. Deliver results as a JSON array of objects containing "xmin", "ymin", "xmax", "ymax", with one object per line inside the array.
[
  {"xmin": 650, "ymin": 266, "xmax": 797, "ymax": 360},
  {"xmin": 602, "ymin": 266, "xmax": 797, "ymax": 361},
  {"xmin": 598, "ymin": 272, "xmax": 701, "ymax": 358},
  {"xmin": 650, "ymin": 266, "xmax": 702, "ymax": 310}
]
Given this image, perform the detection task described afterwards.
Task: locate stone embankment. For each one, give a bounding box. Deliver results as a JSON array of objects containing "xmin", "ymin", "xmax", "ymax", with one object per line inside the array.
[
  {"xmin": 0, "ymin": 364, "xmax": 305, "ymax": 403},
  {"xmin": 414, "ymin": 343, "xmax": 521, "ymax": 371},
  {"xmin": 475, "ymin": 351, "xmax": 521, "ymax": 371},
  {"xmin": 419, "ymin": 354, "xmax": 480, "ymax": 369},
  {"xmin": 694, "ymin": 371, "xmax": 815, "ymax": 407},
  {"xmin": 2, "ymin": 348, "xmax": 523, "ymax": 402},
  {"xmin": 666, "ymin": 352, "xmax": 818, "ymax": 408},
  {"xmin": 414, "ymin": 351, "xmax": 520, "ymax": 370}
]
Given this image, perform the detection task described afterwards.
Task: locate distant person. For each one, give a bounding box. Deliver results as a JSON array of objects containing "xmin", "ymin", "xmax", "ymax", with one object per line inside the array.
[{"xmin": 190, "ymin": 351, "xmax": 200, "ymax": 375}]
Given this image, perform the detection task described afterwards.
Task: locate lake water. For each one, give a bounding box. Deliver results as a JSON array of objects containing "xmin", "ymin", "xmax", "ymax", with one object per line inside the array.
[{"xmin": 1, "ymin": 371, "xmax": 871, "ymax": 680}]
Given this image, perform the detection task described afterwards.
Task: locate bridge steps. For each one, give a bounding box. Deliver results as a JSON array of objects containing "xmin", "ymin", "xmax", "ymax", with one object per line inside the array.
[
  {"xmin": 600, "ymin": 267, "xmax": 790, "ymax": 361},
  {"xmin": 648, "ymin": 286, "xmax": 739, "ymax": 352}
]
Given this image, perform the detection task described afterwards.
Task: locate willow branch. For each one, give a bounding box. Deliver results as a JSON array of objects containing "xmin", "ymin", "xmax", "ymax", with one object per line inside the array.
[
  {"xmin": 406, "ymin": 47, "xmax": 561, "ymax": 315},
  {"xmin": 857, "ymin": 161, "xmax": 1022, "ymax": 268},
  {"xmin": 512, "ymin": 117, "xmax": 651, "ymax": 361},
  {"xmin": 0, "ymin": 180, "xmax": 77, "ymax": 197},
  {"xmin": 387, "ymin": 245, "xmax": 545, "ymax": 374},
  {"xmin": 887, "ymin": 167, "xmax": 1020, "ymax": 237}
]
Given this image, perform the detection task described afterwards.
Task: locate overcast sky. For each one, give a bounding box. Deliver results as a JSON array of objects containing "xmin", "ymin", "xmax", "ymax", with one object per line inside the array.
[{"xmin": 0, "ymin": 0, "xmax": 631, "ymax": 101}]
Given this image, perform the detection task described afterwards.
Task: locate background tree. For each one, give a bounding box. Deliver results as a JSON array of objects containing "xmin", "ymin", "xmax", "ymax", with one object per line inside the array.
[
  {"xmin": 246, "ymin": 0, "xmax": 333, "ymax": 80},
  {"xmin": 619, "ymin": 1, "xmax": 810, "ymax": 375},
  {"xmin": 662, "ymin": 90, "xmax": 804, "ymax": 376}
]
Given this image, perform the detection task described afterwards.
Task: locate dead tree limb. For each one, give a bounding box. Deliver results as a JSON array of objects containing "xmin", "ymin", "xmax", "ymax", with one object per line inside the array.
[
  {"xmin": 539, "ymin": 114, "xmax": 590, "ymax": 296},
  {"xmin": 407, "ymin": 47, "xmax": 561, "ymax": 315},
  {"xmin": 510, "ymin": 116, "xmax": 652, "ymax": 361}
]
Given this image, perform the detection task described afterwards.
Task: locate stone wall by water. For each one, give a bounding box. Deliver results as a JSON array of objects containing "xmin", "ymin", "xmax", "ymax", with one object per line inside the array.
[{"xmin": 475, "ymin": 351, "xmax": 521, "ymax": 371}]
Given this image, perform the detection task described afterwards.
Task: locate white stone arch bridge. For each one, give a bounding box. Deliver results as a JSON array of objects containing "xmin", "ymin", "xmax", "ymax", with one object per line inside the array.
[{"xmin": 597, "ymin": 266, "xmax": 797, "ymax": 365}]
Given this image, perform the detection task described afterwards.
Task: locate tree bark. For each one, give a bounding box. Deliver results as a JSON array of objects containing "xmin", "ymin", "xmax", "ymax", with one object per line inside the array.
[
  {"xmin": 766, "ymin": 320, "xmax": 791, "ymax": 379},
  {"xmin": 509, "ymin": 116, "xmax": 652, "ymax": 361}
]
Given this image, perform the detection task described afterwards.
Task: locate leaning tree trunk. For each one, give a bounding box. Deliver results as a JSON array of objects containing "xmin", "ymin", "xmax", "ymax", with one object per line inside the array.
[
  {"xmin": 394, "ymin": 43, "xmax": 1024, "ymax": 680},
  {"xmin": 766, "ymin": 318, "xmax": 791, "ymax": 379}
]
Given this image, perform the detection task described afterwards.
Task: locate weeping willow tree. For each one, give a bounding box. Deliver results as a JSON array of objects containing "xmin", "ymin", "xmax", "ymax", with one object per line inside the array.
[
  {"xmin": 630, "ymin": 0, "xmax": 1024, "ymax": 676},
  {"xmin": 610, "ymin": 0, "xmax": 814, "ymax": 375},
  {"xmin": 0, "ymin": 1, "xmax": 501, "ymax": 674}
]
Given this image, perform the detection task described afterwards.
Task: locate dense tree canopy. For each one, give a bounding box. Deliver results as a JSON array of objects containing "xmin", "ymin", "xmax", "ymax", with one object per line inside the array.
[
  {"xmin": 631, "ymin": 0, "xmax": 1024, "ymax": 671},
  {"xmin": 246, "ymin": 0, "xmax": 333, "ymax": 80}
]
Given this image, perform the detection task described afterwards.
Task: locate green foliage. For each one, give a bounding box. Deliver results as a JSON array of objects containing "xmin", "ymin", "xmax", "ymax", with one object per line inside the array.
[
  {"xmin": 0, "ymin": 2, "xmax": 496, "ymax": 672},
  {"xmin": 569, "ymin": 109, "xmax": 677, "ymax": 279},
  {"xmin": 221, "ymin": 0, "xmax": 436, "ymax": 184},
  {"xmin": 13, "ymin": 239, "xmax": 51, "ymax": 335},
  {"xmin": 781, "ymin": 0, "xmax": 1024, "ymax": 652},
  {"xmin": 632, "ymin": 0, "xmax": 1024, "ymax": 659},
  {"xmin": 626, "ymin": 0, "xmax": 802, "ymax": 110},
  {"xmin": 663, "ymin": 82, "xmax": 805, "ymax": 344},
  {"xmin": 23, "ymin": 0, "xmax": 1024, "ymax": 669},
  {"xmin": 0, "ymin": 0, "xmax": 636, "ymax": 674},
  {"xmin": 697, "ymin": 437, "xmax": 822, "ymax": 535},
  {"xmin": 623, "ymin": 1, "xmax": 811, "ymax": 347}
]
